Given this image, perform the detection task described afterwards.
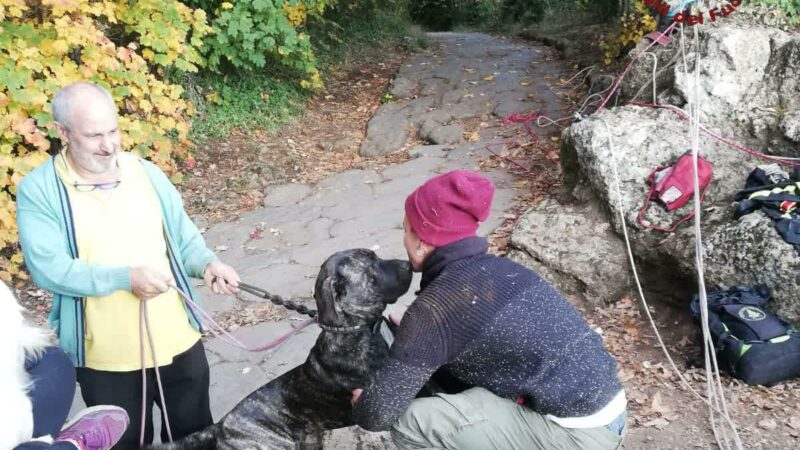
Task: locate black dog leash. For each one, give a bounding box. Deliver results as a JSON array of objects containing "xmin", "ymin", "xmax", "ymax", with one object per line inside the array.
[
  {"xmin": 236, "ymin": 282, "xmax": 318, "ymax": 319},
  {"xmin": 235, "ymin": 281, "xmax": 389, "ymax": 334}
]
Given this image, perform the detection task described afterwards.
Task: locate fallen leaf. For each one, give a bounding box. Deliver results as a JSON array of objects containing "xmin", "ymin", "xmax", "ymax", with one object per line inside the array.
[
  {"xmin": 520, "ymin": 81, "xmax": 531, "ymax": 86},
  {"xmin": 214, "ymin": 245, "xmax": 229, "ymax": 252},
  {"xmin": 483, "ymin": 75, "xmax": 495, "ymax": 81},
  {"xmin": 650, "ymin": 392, "xmax": 672, "ymax": 415},
  {"xmin": 758, "ymin": 418, "xmax": 777, "ymax": 430},
  {"xmin": 643, "ymin": 417, "xmax": 670, "ymax": 430},
  {"xmin": 467, "ymin": 131, "xmax": 481, "ymax": 142}
]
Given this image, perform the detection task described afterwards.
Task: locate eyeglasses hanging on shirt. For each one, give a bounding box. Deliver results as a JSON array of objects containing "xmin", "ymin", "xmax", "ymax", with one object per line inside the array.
[{"xmin": 73, "ymin": 180, "xmax": 122, "ymax": 192}]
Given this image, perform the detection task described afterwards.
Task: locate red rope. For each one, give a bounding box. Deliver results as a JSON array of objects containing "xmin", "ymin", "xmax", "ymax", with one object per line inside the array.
[
  {"xmin": 630, "ymin": 101, "xmax": 800, "ymax": 168},
  {"xmin": 596, "ymin": 22, "xmax": 678, "ymax": 114},
  {"xmin": 483, "ymin": 111, "xmax": 543, "ymax": 174}
]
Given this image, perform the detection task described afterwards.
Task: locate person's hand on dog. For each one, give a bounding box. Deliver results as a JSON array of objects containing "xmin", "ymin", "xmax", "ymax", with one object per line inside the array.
[
  {"xmin": 351, "ymin": 388, "xmax": 363, "ymax": 407},
  {"xmin": 130, "ymin": 266, "xmax": 173, "ymax": 301},
  {"xmin": 204, "ymin": 259, "xmax": 240, "ymax": 295}
]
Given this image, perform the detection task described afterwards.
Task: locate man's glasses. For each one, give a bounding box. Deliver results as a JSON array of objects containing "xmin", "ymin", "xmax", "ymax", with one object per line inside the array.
[{"xmin": 73, "ymin": 180, "xmax": 121, "ymax": 192}]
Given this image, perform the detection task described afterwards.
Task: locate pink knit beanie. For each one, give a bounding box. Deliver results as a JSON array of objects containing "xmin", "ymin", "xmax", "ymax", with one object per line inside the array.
[{"xmin": 404, "ymin": 170, "xmax": 495, "ymax": 247}]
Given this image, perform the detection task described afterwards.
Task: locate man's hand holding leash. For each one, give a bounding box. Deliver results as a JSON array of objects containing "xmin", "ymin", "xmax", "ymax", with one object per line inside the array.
[
  {"xmin": 129, "ymin": 267, "xmax": 173, "ymax": 301},
  {"xmin": 204, "ymin": 259, "xmax": 240, "ymax": 295}
]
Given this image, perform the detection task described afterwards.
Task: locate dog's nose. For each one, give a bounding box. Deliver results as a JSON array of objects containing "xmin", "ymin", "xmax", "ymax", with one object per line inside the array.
[{"xmin": 390, "ymin": 259, "xmax": 412, "ymax": 275}]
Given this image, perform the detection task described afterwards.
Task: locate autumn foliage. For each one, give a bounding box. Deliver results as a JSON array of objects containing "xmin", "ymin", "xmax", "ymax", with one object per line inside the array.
[{"xmin": 0, "ymin": 0, "xmax": 333, "ymax": 281}]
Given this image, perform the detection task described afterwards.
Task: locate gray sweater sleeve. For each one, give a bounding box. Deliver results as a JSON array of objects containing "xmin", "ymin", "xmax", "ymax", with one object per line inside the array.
[
  {"xmin": 352, "ymin": 358, "xmax": 436, "ymax": 431},
  {"xmin": 352, "ymin": 303, "xmax": 452, "ymax": 431}
]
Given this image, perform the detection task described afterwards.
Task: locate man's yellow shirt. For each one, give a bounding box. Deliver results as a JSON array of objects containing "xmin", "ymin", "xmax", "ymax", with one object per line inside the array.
[{"xmin": 55, "ymin": 151, "xmax": 200, "ymax": 371}]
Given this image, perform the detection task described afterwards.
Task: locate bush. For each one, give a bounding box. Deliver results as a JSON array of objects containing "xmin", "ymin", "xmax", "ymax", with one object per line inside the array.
[
  {"xmin": 0, "ymin": 0, "xmax": 210, "ymax": 281},
  {"xmin": 407, "ymin": 0, "xmax": 617, "ymax": 31},
  {"xmin": 599, "ymin": 0, "xmax": 656, "ymax": 64},
  {"xmin": 185, "ymin": 0, "xmax": 331, "ymax": 88},
  {"xmin": 410, "ymin": 0, "xmax": 455, "ymax": 30},
  {"xmin": 749, "ymin": 0, "xmax": 800, "ymax": 25}
]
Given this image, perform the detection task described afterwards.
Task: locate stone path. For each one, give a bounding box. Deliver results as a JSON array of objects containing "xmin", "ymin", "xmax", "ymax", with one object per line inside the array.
[{"xmin": 69, "ymin": 32, "xmax": 572, "ymax": 447}]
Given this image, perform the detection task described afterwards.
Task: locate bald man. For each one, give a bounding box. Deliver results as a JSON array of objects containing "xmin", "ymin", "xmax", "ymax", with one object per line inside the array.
[{"xmin": 16, "ymin": 82, "xmax": 240, "ymax": 449}]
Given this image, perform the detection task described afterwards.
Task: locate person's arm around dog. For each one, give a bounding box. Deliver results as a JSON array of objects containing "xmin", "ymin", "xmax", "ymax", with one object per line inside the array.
[{"xmin": 352, "ymin": 170, "xmax": 627, "ymax": 450}]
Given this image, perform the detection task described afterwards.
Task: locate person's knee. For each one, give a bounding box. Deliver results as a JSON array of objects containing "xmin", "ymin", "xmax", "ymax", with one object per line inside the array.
[
  {"xmin": 29, "ymin": 347, "xmax": 76, "ymax": 385},
  {"xmin": 394, "ymin": 396, "xmax": 448, "ymax": 436},
  {"xmin": 391, "ymin": 393, "xmax": 487, "ymax": 449}
]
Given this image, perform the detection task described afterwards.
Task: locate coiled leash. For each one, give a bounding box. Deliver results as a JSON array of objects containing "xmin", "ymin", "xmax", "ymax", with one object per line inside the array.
[{"xmin": 137, "ymin": 283, "xmax": 317, "ymax": 447}]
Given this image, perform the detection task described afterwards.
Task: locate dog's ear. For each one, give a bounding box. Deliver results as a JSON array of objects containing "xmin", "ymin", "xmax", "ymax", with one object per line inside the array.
[{"xmin": 318, "ymin": 276, "xmax": 344, "ymax": 327}]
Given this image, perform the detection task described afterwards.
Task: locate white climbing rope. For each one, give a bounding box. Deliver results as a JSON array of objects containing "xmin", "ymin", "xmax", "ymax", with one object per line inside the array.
[
  {"xmin": 685, "ymin": 23, "xmax": 743, "ymax": 450},
  {"xmin": 599, "ymin": 116, "xmax": 742, "ymax": 437},
  {"xmin": 592, "ymin": 21, "xmax": 749, "ymax": 449}
]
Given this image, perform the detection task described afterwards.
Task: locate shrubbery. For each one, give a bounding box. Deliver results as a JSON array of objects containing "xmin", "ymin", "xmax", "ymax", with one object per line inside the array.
[
  {"xmin": 0, "ymin": 0, "xmax": 213, "ymax": 280},
  {"xmin": 750, "ymin": 0, "xmax": 800, "ymax": 25},
  {"xmin": 408, "ymin": 0, "xmax": 618, "ymax": 30},
  {"xmin": 0, "ymin": 0, "xmax": 414, "ymax": 281}
]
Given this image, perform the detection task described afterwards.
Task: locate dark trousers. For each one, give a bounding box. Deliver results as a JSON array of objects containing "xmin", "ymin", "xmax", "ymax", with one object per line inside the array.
[
  {"xmin": 76, "ymin": 340, "xmax": 212, "ymax": 450},
  {"xmin": 14, "ymin": 347, "xmax": 77, "ymax": 450}
]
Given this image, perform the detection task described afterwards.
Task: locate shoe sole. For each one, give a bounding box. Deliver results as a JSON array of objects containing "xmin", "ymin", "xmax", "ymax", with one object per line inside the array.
[{"xmin": 61, "ymin": 405, "xmax": 129, "ymax": 431}]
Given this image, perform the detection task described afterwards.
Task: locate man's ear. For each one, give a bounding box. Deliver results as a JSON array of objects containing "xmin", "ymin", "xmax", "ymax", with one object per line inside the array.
[
  {"xmin": 318, "ymin": 277, "xmax": 343, "ymax": 327},
  {"xmin": 54, "ymin": 122, "xmax": 69, "ymax": 143}
]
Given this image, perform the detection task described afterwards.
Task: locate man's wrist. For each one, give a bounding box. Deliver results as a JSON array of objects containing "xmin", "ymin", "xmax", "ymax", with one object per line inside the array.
[{"xmin": 204, "ymin": 258, "xmax": 219, "ymax": 275}]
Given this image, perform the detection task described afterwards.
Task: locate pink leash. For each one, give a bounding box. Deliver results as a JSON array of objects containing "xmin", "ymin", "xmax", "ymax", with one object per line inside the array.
[{"xmin": 137, "ymin": 286, "xmax": 316, "ymax": 447}]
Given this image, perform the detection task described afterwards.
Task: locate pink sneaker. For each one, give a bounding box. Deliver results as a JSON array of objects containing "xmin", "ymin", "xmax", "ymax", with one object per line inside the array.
[{"xmin": 56, "ymin": 405, "xmax": 129, "ymax": 450}]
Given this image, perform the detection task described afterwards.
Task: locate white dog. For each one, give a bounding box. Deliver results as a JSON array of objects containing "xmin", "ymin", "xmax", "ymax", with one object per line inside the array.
[{"xmin": 0, "ymin": 281, "xmax": 56, "ymax": 449}]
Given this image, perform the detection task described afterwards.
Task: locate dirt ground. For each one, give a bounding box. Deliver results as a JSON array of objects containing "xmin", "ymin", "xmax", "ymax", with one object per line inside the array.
[{"xmin": 16, "ymin": 28, "xmax": 800, "ymax": 450}]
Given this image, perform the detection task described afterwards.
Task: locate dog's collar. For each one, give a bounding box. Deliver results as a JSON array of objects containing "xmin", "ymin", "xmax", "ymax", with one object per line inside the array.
[{"xmin": 316, "ymin": 318, "xmax": 386, "ymax": 335}]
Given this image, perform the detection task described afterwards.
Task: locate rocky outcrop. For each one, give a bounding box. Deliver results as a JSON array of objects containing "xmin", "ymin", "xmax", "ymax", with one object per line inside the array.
[
  {"xmin": 622, "ymin": 25, "xmax": 800, "ymax": 156},
  {"xmin": 524, "ymin": 104, "xmax": 799, "ymax": 322},
  {"xmin": 507, "ymin": 199, "xmax": 631, "ymax": 306},
  {"xmin": 510, "ymin": 25, "xmax": 800, "ymax": 321}
]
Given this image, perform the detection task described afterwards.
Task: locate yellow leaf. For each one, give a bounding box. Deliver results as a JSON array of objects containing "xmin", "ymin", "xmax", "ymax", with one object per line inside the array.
[
  {"xmin": 483, "ymin": 75, "xmax": 495, "ymax": 81},
  {"xmin": 467, "ymin": 132, "xmax": 481, "ymax": 142}
]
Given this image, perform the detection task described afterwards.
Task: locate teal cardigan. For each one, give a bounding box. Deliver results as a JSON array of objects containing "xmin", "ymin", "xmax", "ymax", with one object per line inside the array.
[{"xmin": 16, "ymin": 154, "xmax": 216, "ymax": 367}]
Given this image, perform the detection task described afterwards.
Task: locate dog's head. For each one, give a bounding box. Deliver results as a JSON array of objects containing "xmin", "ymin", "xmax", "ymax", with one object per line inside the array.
[{"xmin": 314, "ymin": 249, "xmax": 412, "ymax": 329}]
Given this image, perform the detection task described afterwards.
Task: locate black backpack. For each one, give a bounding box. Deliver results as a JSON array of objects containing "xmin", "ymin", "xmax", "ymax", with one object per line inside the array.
[{"xmin": 689, "ymin": 285, "xmax": 800, "ymax": 386}]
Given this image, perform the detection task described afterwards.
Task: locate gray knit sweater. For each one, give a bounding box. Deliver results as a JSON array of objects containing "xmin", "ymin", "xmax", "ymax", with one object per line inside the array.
[{"xmin": 352, "ymin": 237, "xmax": 623, "ymax": 431}]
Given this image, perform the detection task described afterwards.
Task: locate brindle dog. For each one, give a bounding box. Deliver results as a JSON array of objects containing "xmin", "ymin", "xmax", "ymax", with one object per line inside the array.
[{"xmin": 148, "ymin": 249, "xmax": 412, "ymax": 450}]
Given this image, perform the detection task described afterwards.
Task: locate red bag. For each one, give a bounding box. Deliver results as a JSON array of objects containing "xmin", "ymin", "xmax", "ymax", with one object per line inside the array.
[{"xmin": 638, "ymin": 152, "xmax": 714, "ymax": 233}]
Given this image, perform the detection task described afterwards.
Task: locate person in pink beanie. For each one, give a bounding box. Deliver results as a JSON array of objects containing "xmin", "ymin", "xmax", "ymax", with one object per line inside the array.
[{"xmin": 351, "ymin": 170, "xmax": 627, "ymax": 450}]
